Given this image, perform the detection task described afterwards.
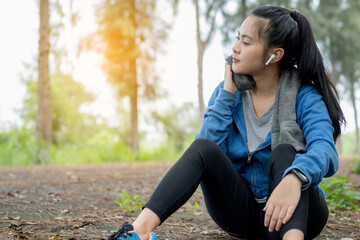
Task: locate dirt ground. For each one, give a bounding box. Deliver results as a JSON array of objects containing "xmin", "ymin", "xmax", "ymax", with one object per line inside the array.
[{"xmin": 0, "ymin": 157, "xmax": 359, "ymax": 240}]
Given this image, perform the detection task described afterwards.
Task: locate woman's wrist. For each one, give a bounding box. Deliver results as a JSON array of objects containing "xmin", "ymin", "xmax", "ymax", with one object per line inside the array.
[
  {"xmin": 223, "ymin": 86, "xmax": 237, "ymax": 93},
  {"xmin": 284, "ymin": 173, "xmax": 302, "ymax": 189}
]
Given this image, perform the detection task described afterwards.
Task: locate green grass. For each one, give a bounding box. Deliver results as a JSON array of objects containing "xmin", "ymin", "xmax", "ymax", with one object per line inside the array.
[{"xmin": 116, "ymin": 190, "xmax": 146, "ymax": 214}]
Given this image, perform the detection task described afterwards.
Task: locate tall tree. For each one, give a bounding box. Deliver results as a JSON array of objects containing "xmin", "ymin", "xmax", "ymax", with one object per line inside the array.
[
  {"xmin": 24, "ymin": 0, "xmax": 93, "ymax": 164},
  {"xmin": 37, "ymin": 0, "xmax": 52, "ymax": 164},
  {"xmin": 194, "ymin": 0, "xmax": 222, "ymax": 126},
  {"xmin": 92, "ymin": 0, "xmax": 177, "ymax": 152}
]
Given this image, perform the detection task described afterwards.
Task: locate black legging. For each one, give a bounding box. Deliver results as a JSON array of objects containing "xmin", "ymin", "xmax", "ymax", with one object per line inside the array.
[{"xmin": 144, "ymin": 138, "xmax": 328, "ymax": 239}]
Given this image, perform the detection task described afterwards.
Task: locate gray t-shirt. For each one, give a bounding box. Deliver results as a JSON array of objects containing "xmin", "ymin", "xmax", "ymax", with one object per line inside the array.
[{"xmin": 242, "ymin": 91, "xmax": 273, "ymax": 152}]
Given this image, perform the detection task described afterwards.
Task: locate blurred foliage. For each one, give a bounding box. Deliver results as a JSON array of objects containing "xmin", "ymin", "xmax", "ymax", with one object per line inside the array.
[
  {"xmin": 0, "ymin": 125, "xmax": 190, "ymax": 166},
  {"xmin": 351, "ymin": 157, "xmax": 360, "ymax": 174},
  {"xmin": 20, "ymin": 70, "xmax": 100, "ymax": 145},
  {"xmin": 339, "ymin": 131, "xmax": 357, "ymax": 155},
  {"xmin": 320, "ymin": 176, "xmax": 360, "ymax": 210},
  {"xmin": 150, "ymin": 102, "xmax": 198, "ymax": 153},
  {"xmin": 82, "ymin": 0, "xmax": 179, "ymax": 151},
  {"xmin": 0, "ymin": 101, "xmax": 198, "ymax": 165},
  {"xmin": 2, "ymin": 58, "xmax": 198, "ymax": 165},
  {"xmin": 92, "ymin": 0, "xmax": 167, "ymax": 99},
  {"xmin": 0, "ymin": 126, "xmax": 132, "ymax": 166},
  {"xmin": 0, "ymin": 127, "xmax": 37, "ymax": 166},
  {"xmin": 50, "ymin": 128, "xmax": 136, "ymax": 165}
]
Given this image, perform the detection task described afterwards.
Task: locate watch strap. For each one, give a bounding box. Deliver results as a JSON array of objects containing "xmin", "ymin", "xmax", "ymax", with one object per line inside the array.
[{"xmin": 291, "ymin": 169, "xmax": 309, "ymax": 185}]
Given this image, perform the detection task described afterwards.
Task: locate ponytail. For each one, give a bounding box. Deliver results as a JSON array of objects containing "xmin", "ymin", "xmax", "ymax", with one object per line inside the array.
[
  {"xmin": 251, "ymin": 6, "xmax": 345, "ymax": 141},
  {"xmin": 295, "ymin": 12, "xmax": 345, "ymax": 140}
]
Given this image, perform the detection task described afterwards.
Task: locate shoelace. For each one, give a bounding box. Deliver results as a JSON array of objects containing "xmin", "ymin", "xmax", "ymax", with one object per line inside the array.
[{"xmin": 108, "ymin": 222, "xmax": 134, "ymax": 240}]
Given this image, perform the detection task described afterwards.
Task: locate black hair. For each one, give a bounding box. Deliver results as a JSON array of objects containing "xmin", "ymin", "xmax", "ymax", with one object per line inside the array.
[{"xmin": 250, "ymin": 6, "xmax": 345, "ymax": 141}]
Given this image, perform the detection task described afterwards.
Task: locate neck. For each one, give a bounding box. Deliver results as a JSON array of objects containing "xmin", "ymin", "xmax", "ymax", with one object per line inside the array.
[{"xmin": 251, "ymin": 66, "xmax": 281, "ymax": 97}]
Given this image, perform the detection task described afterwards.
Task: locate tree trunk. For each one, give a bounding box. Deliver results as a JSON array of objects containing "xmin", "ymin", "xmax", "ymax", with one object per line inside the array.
[
  {"xmin": 129, "ymin": 0, "xmax": 139, "ymax": 152},
  {"xmin": 330, "ymin": 56, "xmax": 343, "ymax": 153},
  {"xmin": 197, "ymin": 45, "xmax": 205, "ymax": 126},
  {"xmin": 37, "ymin": 0, "xmax": 52, "ymax": 164},
  {"xmin": 330, "ymin": 56, "xmax": 340, "ymax": 86},
  {"xmin": 240, "ymin": 0, "xmax": 247, "ymax": 23},
  {"xmin": 129, "ymin": 61, "xmax": 139, "ymax": 153},
  {"xmin": 350, "ymin": 83, "xmax": 359, "ymax": 154}
]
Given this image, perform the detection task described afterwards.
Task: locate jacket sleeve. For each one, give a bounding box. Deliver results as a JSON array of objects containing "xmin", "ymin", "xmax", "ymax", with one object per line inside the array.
[
  {"xmin": 283, "ymin": 85, "xmax": 339, "ymax": 188},
  {"xmin": 195, "ymin": 81, "xmax": 238, "ymax": 153}
]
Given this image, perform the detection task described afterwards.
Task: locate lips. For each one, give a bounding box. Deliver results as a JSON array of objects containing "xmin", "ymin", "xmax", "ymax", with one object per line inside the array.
[{"xmin": 232, "ymin": 57, "xmax": 239, "ymax": 63}]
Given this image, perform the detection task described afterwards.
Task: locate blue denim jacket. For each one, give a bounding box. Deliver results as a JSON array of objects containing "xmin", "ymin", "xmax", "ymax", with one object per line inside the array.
[{"xmin": 196, "ymin": 81, "xmax": 338, "ymax": 199}]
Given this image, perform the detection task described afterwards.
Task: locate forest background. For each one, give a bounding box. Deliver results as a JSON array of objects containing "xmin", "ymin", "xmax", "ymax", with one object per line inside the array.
[{"xmin": 0, "ymin": 0, "xmax": 360, "ymax": 167}]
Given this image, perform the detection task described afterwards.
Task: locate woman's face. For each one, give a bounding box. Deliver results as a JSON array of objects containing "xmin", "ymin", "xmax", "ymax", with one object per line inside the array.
[{"xmin": 231, "ymin": 15, "xmax": 268, "ymax": 75}]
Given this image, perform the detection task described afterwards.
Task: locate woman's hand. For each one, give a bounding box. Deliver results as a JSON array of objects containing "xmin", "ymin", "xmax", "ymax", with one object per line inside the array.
[
  {"xmin": 263, "ymin": 173, "xmax": 302, "ymax": 232},
  {"xmin": 224, "ymin": 62, "xmax": 237, "ymax": 93}
]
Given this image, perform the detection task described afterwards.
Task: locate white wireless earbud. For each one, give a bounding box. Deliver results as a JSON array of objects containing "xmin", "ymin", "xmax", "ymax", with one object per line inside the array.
[{"xmin": 265, "ymin": 54, "xmax": 276, "ymax": 66}]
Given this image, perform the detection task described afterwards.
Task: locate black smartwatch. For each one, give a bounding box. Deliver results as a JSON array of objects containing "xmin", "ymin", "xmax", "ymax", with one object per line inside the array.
[{"xmin": 291, "ymin": 169, "xmax": 309, "ymax": 186}]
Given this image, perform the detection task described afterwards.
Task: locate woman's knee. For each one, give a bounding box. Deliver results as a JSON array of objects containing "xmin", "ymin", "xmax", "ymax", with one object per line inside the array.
[
  {"xmin": 185, "ymin": 138, "xmax": 227, "ymax": 166},
  {"xmin": 191, "ymin": 138, "xmax": 217, "ymax": 148},
  {"xmin": 189, "ymin": 138, "xmax": 222, "ymax": 156},
  {"xmin": 269, "ymin": 144, "xmax": 297, "ymax": 170}
]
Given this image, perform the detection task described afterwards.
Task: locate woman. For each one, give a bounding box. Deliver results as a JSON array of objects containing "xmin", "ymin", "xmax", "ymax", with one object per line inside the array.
[{"xmin": 108, "ymin": 5, "xmax": 345, "ymax": 240}]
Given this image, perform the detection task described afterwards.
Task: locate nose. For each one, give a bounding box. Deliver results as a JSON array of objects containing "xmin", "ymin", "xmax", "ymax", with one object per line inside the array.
[{"xmin": 232, "ymin": 41, "xmax": 241, "ymax": 54}]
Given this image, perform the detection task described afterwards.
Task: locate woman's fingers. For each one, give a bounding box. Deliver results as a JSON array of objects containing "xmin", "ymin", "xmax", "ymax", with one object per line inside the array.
[
  {"xmin": 264, "ymin": 203, "xmax": 274, "ymax": 227},
  {"xmin": 265, "ymin": 204, "xmax": 294, "ymax": 232},
  {"xmin": 268, "ymin": 207, "xmax": 281, "ymax": 232},
  {"xmin": 283, "ymin": 205, "xmax": 296, "ymax": 224},
  {"xmin": 275, "ymin": 208, "xmax": 286, "ymax": 231},
  {"xmin": 224, "ymin": 62, "xmax": 231, "ymax": 76},
  {"xmin": 224, "ymin": 62, "xmax": 237, "ymax": 93},
  {"xmin": 263, "ymin": 173, "xmax": 302, "ymax": 232}
]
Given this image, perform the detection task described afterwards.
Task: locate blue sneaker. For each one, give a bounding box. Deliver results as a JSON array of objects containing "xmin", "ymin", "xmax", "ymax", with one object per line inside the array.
[{"xmin": 108, "ymin": 222, "xmax": 158, "ymax": 240}]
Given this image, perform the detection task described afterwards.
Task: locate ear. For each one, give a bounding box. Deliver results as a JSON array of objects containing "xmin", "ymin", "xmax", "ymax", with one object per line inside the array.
[{"xmin": 267, "ymin": 48, "xmax": 284, "ymax": 64}]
